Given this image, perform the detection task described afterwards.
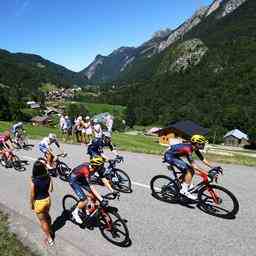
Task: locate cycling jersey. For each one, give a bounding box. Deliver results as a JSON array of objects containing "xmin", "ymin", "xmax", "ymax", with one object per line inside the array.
[
  {"xmin": 87, "ymin": 138, "xmax": 114, "ymax": 157},
  {"xmin": 38, "ymin": 137, "xmax": 60, "ymax": 154},
  {"xmin": 0, "ymin": 134, "xmax": 8, "ymax": 144},
  {"xmin": 165, "ymin": 143, "xmax": 204, "ymax": 162},
  {"xmin": 164, "ymin": 143, "xmax": 204, "ymax": 173},
  {"xmin": 69, "ymin": 163, "xmax": 92, "ymax": 200}
]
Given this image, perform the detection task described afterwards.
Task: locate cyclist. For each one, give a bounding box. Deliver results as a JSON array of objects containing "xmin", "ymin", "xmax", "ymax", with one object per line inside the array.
[
  {"xmin": 38, "ymin": 133, "xmax": 65, "ymax": 169},
  {"xmin": 68, "ymin": 156, "xmax": 109, "ymax": 224},
  {"xmin": 90, "ymin": 156, "xmax": 118, "ymax": 193},
  {"xmin": 164, "ymin": 134, "xmax": 214, "ymax": 200},
  {"xmin": 0, "ymin": 131, "xmax": 15, "ymax": 166},
  {"xmin": 87, "ymin": 131, "xmax": 119, "ymax": 160},
  {"xmin": 11, "ymin": 122, "xmax": 25, "ymax": 146}
]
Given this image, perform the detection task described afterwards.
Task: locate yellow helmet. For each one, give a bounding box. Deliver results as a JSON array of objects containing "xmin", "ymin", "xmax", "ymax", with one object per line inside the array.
[
  {"xmin": 191, "ymin": 135, "xmax": 208, "ymax": 144},
  {"xmin": 90, "ymin": 156, "xmax": 105, "ymax": 169}
]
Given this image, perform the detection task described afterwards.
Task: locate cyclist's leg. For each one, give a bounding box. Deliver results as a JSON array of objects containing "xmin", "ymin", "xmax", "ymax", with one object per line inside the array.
[{"xmin": 69, "ymin": 175, "xmax": 88, "ymax": 209}]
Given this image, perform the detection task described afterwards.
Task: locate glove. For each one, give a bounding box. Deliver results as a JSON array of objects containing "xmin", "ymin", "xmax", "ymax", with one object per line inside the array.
[
  {"xmin": 100, "ymin": 199, "xmax": 109, "ymax": 208},
  {"xmin": 215, "ymin": 166, "xmax": 223, "ymax": 174},
  {"xmin": 113, "ymin": 191, "xmax": 120, "ymax": 198}
]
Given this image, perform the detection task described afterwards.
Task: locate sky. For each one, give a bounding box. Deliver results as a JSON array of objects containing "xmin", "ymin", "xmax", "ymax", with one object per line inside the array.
[{"xmin": 0, "ymin": 0, "xmax": 213, "ymax": 71}]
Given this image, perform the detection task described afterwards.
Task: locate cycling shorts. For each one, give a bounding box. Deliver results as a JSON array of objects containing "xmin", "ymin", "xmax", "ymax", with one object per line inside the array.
[
  {"xmin": 164, "ymin": 152, "xmax": 191, "ymax": 174},
  {"xmin": 69, "ymin": 175, "xmax": 91, "ymax": 201}
]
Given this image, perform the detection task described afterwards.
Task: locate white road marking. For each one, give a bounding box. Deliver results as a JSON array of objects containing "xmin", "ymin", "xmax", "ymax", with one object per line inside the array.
[
  {"xmin": 132, "ymin": 182, "xmax": 150, "ymax": 189},
  {"xmin": 23, "ymin": 155, "xmax": 151, "ymax": 190}
]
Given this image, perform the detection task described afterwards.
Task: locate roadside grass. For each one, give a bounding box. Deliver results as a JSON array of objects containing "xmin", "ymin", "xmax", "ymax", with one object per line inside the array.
[
  {"xmin": 0, "ymin": 212, "xmax": 35, "ymax": 256},
  {"xmin": 205, "ymin": 153, "xmax": 256, "ymax": 166},
  {"xmin": 112, "ymin": 133, "xmax": 166, "ymax": 155},
  {"xmin": 1, "ymin": 121, "xmax": 256, "ymax": 166}
]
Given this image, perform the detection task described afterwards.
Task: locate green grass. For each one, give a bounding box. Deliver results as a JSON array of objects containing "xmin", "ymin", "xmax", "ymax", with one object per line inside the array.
[
  {"xmin": 112, "ymin": 133, "xmax": 166, "ymax": 155},
  {"xmin": 0, "ymin": 212, "xmax": 35, "ymax": 256},
  {"xmin": 1, "ymin": 120, "xmax": 256, "ymax": 166},
  {"xmin": 85, "ymin": 102, "xmax": 126, "ymax": 115}
]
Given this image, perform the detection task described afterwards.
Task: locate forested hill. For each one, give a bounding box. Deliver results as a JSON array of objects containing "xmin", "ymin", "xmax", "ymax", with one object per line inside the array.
[
  {"xmin": 98, "ymin": 0, "xmax": 256, "ymax": 141},
  {"xmin": 0, "ymin": 49, "xmax": 88, "ymax": 89}
]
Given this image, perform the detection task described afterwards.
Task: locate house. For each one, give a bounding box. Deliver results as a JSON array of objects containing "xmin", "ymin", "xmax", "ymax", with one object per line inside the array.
[
  {"xmin": 224, "ymin": 129, "xmax": 249, "ymax": 147},
  {"xmin": 26, "ymin": 101, "xmax": 40, "ymax": 109},
  {"xmin": 31, "ymin": 116, "xmax": 50, "ymax": 126},
  {"xmin": 154, "ymin": 120, "xmax": 208, "ymax": 145}
]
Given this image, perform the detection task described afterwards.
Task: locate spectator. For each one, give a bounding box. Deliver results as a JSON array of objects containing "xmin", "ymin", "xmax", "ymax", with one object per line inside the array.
[
  {"xmin": 84, "ymin": 116, "xmax": 93, "ymax": 144},
  {"xmin": 73, "ymin": 116, "xmax": 83, "ymax": 143},
  {"xmin": 59, "ymin": 114, "xmax": 66, "ymax": 133},
  {"xmin": 106, "ymin": 114, "xmax": 114, "ymax": 133},
  {"xmin": 63, "ymin": 115, "xmax": 72, "ymax": 141},
  {"xmin": 30, "ymin": 160, "xmax": 54, "ymax": 247}
]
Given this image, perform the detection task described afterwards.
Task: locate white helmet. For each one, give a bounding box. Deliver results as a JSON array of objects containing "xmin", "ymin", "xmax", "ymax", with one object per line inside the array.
[
  {"xmin": 48, "ymin": 133, "xmax": 57, "ymax": 140},
  {"xmin": 85, "ymin": 116, "xmax": 90, "ymax": 120},
  {"xmin": 103, "ymin": 131, "xmax": 111, "ymax": 138}
]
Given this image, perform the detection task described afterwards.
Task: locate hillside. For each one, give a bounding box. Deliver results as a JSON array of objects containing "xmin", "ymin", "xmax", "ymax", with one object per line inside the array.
[
  {"xmin": 0, "ymin": 49, "xmax": 88, "ymax": 89},
  {"xmin": 97, "ymin": 0, "xmax": 256, "ymax": 141}
]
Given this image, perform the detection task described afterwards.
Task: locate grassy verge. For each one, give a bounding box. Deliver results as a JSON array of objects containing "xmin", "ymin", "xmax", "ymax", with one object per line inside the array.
[
  {"xmin": 1, "ymin": 121, "xmax": 256, "ymax": 166},
  {"xmin": 0, "ymin": 212, "xmax": 35, "ymax": 256}
]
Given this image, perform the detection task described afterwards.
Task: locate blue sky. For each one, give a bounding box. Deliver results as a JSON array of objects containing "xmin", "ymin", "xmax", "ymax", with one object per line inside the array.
[{"xmin": 0, "ymin": 0, "xmax": 212, "ymax": 71}]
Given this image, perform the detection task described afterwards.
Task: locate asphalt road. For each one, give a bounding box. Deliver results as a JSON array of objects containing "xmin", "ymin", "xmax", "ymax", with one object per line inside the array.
[{"xmin": 0, "ymin": 140, "xmax": 255, "ymax": 256}]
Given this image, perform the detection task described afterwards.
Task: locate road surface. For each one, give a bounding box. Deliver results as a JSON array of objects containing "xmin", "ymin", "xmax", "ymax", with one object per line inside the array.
[{"xmin": 0, "ymin": 140, "xmax": 255, "ymax": 256}]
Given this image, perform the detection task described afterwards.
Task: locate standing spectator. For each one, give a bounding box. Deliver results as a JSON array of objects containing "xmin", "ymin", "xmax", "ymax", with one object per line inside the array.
[
  {"xmin": 106, "ymin": 114, "xmax": 114, "ymax": 133},
  {"xmin": 84, "ymin": 116, "xmax": 93, "ymax": 144},
  {"xmin": 59, "ymin": 114, "xmax": 66, "ymax": 133},
  {"xmin": 93, "ymin": 122, "xmax": 103, "ymax": 138},
  {"xmin": 30, "ymin": 160, "xmax": 54, "ymax": 247},
  {"xmin": 73, "ymin": 116, "xmax": 83, "ymax": 143},
  {"xmin": 63, "ymin": 115, "xmax": 72, "ymax": 141}
]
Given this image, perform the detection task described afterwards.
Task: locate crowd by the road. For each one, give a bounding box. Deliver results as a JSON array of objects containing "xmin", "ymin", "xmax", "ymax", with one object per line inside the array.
[
  {"xmin": 59, "ymin": 113, "xmax": 113, "ymax": 143},
  {"xmin": 0, "ymin": 120, "xmax": 231, "ymax": 250}
]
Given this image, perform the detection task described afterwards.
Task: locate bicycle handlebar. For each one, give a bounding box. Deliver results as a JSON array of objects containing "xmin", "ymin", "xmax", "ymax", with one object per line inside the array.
[
  {"xmin": 56, "ymin": 153, "xmax": 67, "ymax": 158},
  {"xmin": 103, "ymin": 192, "xmax": 120, "ymax": 200}
]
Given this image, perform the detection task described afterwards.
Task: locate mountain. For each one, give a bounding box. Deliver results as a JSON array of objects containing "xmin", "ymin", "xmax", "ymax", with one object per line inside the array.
[
  {"xmin": 79, "ymin": 28, "xmax": 172, "ymax": 82},
  {"xmin": 0, "ymin": 49, "xmax": 88, "ymax": 88},
  {"xmin": 82, "ymin": 0, "xmax": 248, "ymax": 83},
  {"xmin": 96, "ymin": 0, "xmax": 256, "ymax": 141}
]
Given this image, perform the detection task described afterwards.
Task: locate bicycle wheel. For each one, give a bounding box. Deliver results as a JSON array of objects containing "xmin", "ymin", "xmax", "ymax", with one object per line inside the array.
[
  {"xmin": 12, "ymin": 155, "xmax": 25, "ymax": 171},
  {"xmin": 57, "ymin": 162, "xmax": 71, "ymax": 182},
  {"xmin": 150, "ymin": 175, "xmax": 179, "ymax": 203},
  {"xmin": 62, "ymin": 194, "xmax": 79, "ymax": 220},
  {"xmin": 99, "ymin": 209, "xmax": 129, "ymax": 246},
  {"xmin": 111, "ymin": 169, "xmax": 132, "ymax": 193},
  {"xmin": 198, "ymin": 184, "xmax": 239, "ymax": 218}
]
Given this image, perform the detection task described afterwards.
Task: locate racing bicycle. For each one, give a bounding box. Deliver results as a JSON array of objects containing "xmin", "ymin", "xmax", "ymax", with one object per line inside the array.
[
  {"xmin": 62, "ymin": 192, "xmax": 130, "ymax": 246},
  {"xmin": 150, "ymin": 165, "xmax": 239, "ymax": 218},
  {"xmin": 91, "ymin": 156, "xmax": 132, "ymax": 193},
  {"xmin": 0, "ymin": 148, "xmax": 29, "ymax": 171}
]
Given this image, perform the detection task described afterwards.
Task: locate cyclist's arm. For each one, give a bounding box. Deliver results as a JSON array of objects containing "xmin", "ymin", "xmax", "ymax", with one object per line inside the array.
[
  {"xmin": 195, "ymin": 149, "xmax": 213, "ymax": 168},
  {"xmin": 89, "ymin": 185, "xmax": 103, "ymax": 202},
  {"xmin": 187, "ymin": 154, "xmax": 208, "ymax": 175},
  {"xmin": 101, "ymin": 177, "xmax": 114, "ymax": 193},
  {"xmin": 55, "ymin": 141, "xmax": 65, "ymax": 155},
  {"xmin": 109, "ymin": 143, "xmax": 119, "ymax": 156}
]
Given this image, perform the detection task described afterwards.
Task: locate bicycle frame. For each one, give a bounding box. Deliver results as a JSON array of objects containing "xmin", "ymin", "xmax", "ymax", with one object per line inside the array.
[{"xmin": 168, "ymin": 165, "xmax": 220, "ymax": 203}]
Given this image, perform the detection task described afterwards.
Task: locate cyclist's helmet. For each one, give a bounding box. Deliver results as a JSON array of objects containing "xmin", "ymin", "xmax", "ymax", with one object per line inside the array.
[
  {"xmin": 191, "ymin": 135, "xmax": 208, "ymax": 144},
  {"xmin": 17, "ymin": 122, "xmax": 23, "ymax": 127},
  {"xmin": 90, "ymin": 156, "xmax": 105, "ymax": 170},
  {"xmin": 48, "ymin": 133, "xmax": 57, "ymax": 141}
]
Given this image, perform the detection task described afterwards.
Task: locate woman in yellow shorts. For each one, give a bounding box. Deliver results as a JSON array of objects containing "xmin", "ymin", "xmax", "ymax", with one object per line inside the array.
[{"xmin": 30, "ymin": 159, "xmax": 54, "ymax": 247}]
